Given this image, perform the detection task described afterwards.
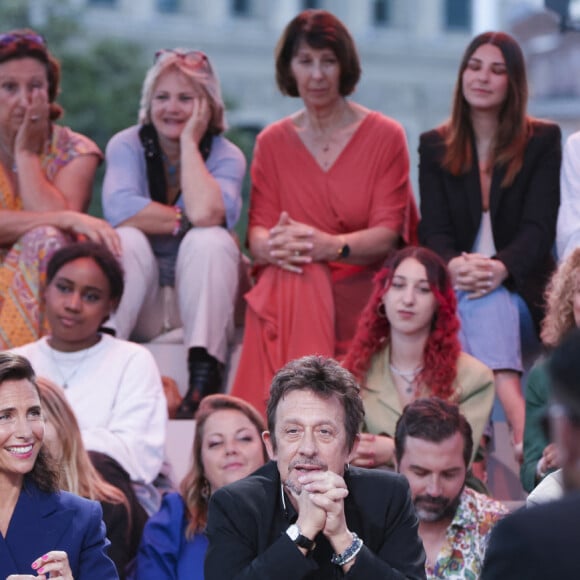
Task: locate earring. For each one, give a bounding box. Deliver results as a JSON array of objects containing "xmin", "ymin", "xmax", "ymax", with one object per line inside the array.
[
  {"xmin": 376, "ymin": 302, "xmax": 387, "ymax": 319},
  {"xmin": 200, "ymin": 477, "xmax": 211, "ymax": 500}
]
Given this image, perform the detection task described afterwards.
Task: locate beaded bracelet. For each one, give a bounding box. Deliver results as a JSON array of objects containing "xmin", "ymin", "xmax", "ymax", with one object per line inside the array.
[
  {"xmin": 330, "ymin": 532, "xmax": 363, "ymax": 567},
  {"xmin": 172, "ymin": 205, "xmax": 183, "ymax": 237}
]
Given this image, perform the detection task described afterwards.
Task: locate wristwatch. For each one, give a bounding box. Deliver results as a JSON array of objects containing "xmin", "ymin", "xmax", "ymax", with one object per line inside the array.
[
  {"xmin": 286, "ymin": 524, "xmax": 316, "ymax": 552},
  {"xmin": 337, "ymin": 236, "xmax": 351, "ymax": 260}
]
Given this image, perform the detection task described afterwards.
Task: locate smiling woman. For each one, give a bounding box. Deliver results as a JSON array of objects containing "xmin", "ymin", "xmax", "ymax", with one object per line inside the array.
[
  {"xmin": 129, "ymin": 394, "xmax": 266, "ymax": 580},
  {"xmin": 418, "ymin": 31, "xmax": 562, "ymax": 460},
  {"xmin": 102, "ymin": 47, "xmax": 246, "ymax": 419},
  {"xmin": 0, "ymin": 352, "xmax": 118, "ymax": 579}
]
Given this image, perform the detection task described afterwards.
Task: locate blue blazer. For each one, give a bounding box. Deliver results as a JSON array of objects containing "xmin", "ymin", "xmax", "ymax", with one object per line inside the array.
[
  {"xmin": 129, "ymin": 492, "xmax": 208, "ymax": 580},
  {"xmin": 0, "ymin": 480, "xmax": 118, "ymax": 579}
]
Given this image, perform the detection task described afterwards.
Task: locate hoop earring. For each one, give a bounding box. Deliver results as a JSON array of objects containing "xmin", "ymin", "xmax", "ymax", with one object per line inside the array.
[{"xmin": 376, "ymin": 302, "xmax": 387, "ymax": 319}]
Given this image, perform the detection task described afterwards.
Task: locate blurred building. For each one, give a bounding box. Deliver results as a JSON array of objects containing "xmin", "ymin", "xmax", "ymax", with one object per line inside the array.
[{"xmin": 63, "ymin": 0, "xmax": 576, "ymax": 183}]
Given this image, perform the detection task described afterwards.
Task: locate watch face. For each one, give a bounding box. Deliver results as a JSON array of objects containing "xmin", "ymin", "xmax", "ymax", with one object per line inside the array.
[
  {"xmin": 340, "ymin": 243, "xmax": 351, "ymax": 258},
  {"xmin": 286, "ymin": 524, "xmax": 300, "ymax": 541}
]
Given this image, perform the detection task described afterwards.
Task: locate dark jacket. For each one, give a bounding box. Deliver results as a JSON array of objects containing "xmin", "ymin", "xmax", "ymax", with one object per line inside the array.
[
  {"xmin": 418, "ymin": 120, "xmax": 561, "ymax": 330},
  {"xmin": 205, "ymin": 460, "xmax": 426, "ymax": 580},
  {"xmin": 482, "ymin": 491, "xmax": 580, "ymax": 579}
]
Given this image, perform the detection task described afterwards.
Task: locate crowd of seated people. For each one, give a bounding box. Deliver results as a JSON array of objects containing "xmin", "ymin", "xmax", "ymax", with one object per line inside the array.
[{"xmin": 3, "ymin": 5, "xmax": 580, "ymax": 579}]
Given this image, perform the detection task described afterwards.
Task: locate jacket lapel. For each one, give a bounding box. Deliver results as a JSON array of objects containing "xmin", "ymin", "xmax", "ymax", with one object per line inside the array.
[{"xmin": 8, "ymin": 483, "xmax": 75, "ymax": 562}]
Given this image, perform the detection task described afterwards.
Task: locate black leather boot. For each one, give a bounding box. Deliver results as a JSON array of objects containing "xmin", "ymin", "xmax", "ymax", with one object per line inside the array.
[{"xmin": 175, "ymin": 348, "xmax": 224, "ymax": 419}]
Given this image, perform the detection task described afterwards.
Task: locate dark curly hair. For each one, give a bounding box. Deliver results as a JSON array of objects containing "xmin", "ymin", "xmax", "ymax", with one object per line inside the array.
[{"xmin": 343, "ymin": 246, "xmax": 461, "ymax": 400}]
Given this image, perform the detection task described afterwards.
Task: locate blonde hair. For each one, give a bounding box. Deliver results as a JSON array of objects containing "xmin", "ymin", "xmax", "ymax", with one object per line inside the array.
[
  {"xmin": 138, "ymin": 48, "xmax": 226, "ymax": 134},
  {"xmin": 36, "ymin": 377, "xmax": 129, "ymax": 510},
  {"xmin": 541, "ymin": 247, "xmax": 580, "ymax": 347},
  {"xmin": 180, "ymin": 394, "xmax": 267, "ymax": 539}
]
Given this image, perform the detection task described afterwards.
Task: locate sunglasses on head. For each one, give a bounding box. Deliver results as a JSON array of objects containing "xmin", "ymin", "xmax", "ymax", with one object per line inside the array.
[
  {"xmin": 154, "ymin": 49, "xmax": 209, "ymax": 71},
  {"xmin": 0, "ymin": 32, "xmax": 46, "ymax": 49}
]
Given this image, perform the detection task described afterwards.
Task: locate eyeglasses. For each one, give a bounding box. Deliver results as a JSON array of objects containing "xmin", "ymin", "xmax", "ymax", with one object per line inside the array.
[
  {"xmin": 154, "ymin": 49, "xmax": 209, "ymax": 72},
  {"xmin": 0, "ymin": 32, "xmax": 46, "ymax": 49}
]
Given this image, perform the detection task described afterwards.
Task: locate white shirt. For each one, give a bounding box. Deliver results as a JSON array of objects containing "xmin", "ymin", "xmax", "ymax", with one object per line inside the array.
[
  {"xmin": 14, "ymin": 334, "xmax": 167, "ymax": 484},
  {"xmin": 557, "ymin": 131, "xmax": 580, "ymax": 261}
]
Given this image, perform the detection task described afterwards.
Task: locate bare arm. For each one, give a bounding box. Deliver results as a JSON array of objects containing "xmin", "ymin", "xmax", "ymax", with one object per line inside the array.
[
  {"xmin": 249, "ymin": 212, "xmax": 398, "ymax": 274},
  {"xmin": 180, "ymin": 97, "xmax": 225, "ymax": 227}
]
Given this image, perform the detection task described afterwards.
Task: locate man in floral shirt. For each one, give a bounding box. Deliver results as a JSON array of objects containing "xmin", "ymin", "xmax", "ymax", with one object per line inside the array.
[{"xmin": 395, "ymin": 398, "xmax": 508, "ymax": 579}]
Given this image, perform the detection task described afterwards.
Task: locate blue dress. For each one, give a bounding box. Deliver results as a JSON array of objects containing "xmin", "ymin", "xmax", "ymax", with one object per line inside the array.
[{"xmin": 129, "ymin": 492, "xmax": 207, "ymax": 579}]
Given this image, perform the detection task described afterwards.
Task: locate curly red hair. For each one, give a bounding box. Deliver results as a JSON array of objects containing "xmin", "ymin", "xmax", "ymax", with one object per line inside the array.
[{"xmin": 342, "ymin": 246, "xmax": 461, "ymax": 400}]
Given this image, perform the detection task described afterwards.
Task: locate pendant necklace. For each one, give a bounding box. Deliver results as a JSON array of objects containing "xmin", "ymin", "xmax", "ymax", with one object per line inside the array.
[
  {"xmin": 162, "ymin": 153, "xmax": 181, "ymax": 189},
  {"xmin": 49, "ymin": 344, "xmax": 91, "ymax": 389},
  {"xmin": 389, "ymin": 363, "xmax": 423, "ymax": 394}
]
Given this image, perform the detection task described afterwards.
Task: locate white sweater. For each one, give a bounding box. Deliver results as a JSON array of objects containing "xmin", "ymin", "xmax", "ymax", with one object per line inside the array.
[{"xmin": 14, "ymin": 334, "xmax": 167, "ymax": 484}]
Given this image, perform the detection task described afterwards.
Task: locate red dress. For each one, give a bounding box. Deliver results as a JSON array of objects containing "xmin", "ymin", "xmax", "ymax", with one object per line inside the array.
[{"xmin": 231, "ymin": 112, "xmax": 417, "ymax": 416}]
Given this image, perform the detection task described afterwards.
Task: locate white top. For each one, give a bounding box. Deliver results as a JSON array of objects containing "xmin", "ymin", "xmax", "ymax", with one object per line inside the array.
[
  {"xmin": 14, "ymin": 334, "xmax": 167, "ymax": 484},
  {"xmin": 526, "ymin": 469, "xmax": 564, "ymax": 507},
  {"xmin": 472, "ymin": 211, "xmax": 496, "ymax": 257},
  {"xmin": 557, "ymin": 130, "xmax": 580, "ymax": 261}
]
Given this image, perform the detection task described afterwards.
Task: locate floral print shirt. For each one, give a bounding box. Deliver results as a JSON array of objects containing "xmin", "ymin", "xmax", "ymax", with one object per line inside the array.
[{"xmin": 426, "ymin": 487, "xmax": 509, "ymax": 579}]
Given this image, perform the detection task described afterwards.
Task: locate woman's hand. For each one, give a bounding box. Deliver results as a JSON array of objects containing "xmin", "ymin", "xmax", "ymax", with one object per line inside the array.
[
  {"xmin": 14, "ymin": 87, "xmax": 50, "ymax": 156},
  {"xmin": 267, "ymin": 211, "xmax": 341, "ymax": 273},
  {"xmin": 538, "ymin": 442, "xmax": 561, "ymax": 477},
  {"xmin": 350, "ymin": 433, "xmax": 395, "ymax": 468},
  {"xmin": 26, "ymin": 550, "xmax": 74, "ymax": 579},
  {"xmin": 61, "ymin": 211, "xmax": 122, "ymax": 257},
  {"xmin": 181, "ymin": 96, "xmax": 212, "ymax": 146},
  {"xmin": 449, "ymin": 252, "xmax": 508, "ymax": 298},
  {"xmin": 267, "ymin": 211, "xmax": 313, "ymax": 273}
]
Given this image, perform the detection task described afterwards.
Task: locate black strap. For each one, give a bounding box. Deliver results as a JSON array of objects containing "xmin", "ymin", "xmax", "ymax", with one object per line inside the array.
[{"xmin": 138, "ymin": 123, "xmax": 214, "ymax": 206}]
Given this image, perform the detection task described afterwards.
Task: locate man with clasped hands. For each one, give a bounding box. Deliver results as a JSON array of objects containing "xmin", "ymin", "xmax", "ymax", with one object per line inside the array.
[{"xmin": 205, "ymin": 355, "xmax": 426, "ymax": 579}]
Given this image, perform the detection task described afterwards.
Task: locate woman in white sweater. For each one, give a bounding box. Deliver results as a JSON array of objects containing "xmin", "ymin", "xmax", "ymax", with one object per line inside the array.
[{"xmin": 14, "ymin": 241, "xmax": 168, "ymax": 516}]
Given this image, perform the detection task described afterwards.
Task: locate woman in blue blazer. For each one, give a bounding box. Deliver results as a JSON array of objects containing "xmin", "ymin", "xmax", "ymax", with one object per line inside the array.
[
  {"xmin": 0, "ymin": 352, "xmax": 118, "ymax": 579},
  {"xmin": 418, "ymin": 31, "xmax": 561, "ymax": 460}
]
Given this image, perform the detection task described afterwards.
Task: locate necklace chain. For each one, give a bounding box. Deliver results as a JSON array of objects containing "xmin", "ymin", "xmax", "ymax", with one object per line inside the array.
[
  {"xmin": 49, "ymin": 344, "xmax": 91, "ymax": 389},
  {"xmin": 389, "ymin": 363, "xmax": 423, "ymax": 394}
]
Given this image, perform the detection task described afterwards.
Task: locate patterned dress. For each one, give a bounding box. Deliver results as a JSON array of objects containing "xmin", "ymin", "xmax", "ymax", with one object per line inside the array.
[{"xmin": 0, "ymin": 125, "xmax": 101, "ymax": 348}]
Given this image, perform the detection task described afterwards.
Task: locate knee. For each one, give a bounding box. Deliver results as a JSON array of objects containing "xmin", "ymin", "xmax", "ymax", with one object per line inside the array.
[
  {"xmin": 117, "ymin": 226, "xmax": 152, "ymax": 257},
  {"xmin": 20, "ymin": 225, "xmax": 69, "ymax": 247},
  {"xmin": 180, "ymin": 227, "xmax": 239, "ymax": 259}
]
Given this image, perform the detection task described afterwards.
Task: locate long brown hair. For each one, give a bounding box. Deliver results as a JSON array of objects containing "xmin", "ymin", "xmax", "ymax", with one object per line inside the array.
[
  {"xmin": 180, "ymin": 394, "xmax": 267, "ymax": 539},
  {"xmin": 443, "ymin": 31, "xmax": 530, "ymax": 187}
]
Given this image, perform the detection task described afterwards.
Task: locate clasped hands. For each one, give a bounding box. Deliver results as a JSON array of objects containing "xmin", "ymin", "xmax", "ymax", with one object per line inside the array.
[
  {"xmin": 6, "ymin": 550, "xmax": 73, "ymax": 579},
  {"xmin": 448, "ymin": 252, "xmax": 508, "ymax": 299},
  {"xmin": 268, "ymin": 211, "xmax": 335, "ymax": 273},
  {"xmin": 287, "ymin": 470, "xmax": 354, "ymax": 558}
]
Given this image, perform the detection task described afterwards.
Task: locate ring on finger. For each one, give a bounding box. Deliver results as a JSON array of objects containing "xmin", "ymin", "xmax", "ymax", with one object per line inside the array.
[{"xmin": 30, "ymin": 115, "xmax": 40, "ymax": 121}]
